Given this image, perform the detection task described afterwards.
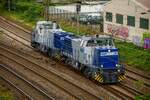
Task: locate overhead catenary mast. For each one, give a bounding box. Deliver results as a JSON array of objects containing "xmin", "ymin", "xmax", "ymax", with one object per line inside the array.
[
  {"xmin": 8, "ymin": 0, "xmax": 11, "ymax": 11},
  {"xmin": 76, "ymin": 1, "xmax": 81, "ymax": 34},
  {"xmin": 44, "ymin": 0, "xmax": 50, "ymax": 21}
]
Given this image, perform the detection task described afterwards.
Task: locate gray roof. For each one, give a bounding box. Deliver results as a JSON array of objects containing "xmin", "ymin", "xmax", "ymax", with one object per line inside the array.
[
  {"xmin": 136, "ymin": 0, "xmax": 150, "ymax": 11},
  {"xmin": 37, "ymin": 0, "xmax": 43, "ymax": 3}
]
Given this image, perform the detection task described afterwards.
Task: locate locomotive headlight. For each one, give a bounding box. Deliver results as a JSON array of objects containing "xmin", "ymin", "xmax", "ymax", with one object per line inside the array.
[
  {"xmin": 116, "ymin": 64, "xmax": 121, "ymax": 68},
  {"xmin": 101, "ymin": 65, "xmax": 103, "ymax": 68},
  {"xmin": 118, "ymin": 69, "xmax": 120, "ymax": 72}
]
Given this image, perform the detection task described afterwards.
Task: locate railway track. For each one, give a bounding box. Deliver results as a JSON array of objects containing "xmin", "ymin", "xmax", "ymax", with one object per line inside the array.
[
  {"xmin": 126, "ymin": 65, "xmax": 150, "ymax": 80},
  {"xmin": 125, "ymin": 67, "xmax": 150, "ymax": 87},
  {"xmin": 0, "ymin": 76, "xmax": 32, "ymax": 100},
  {"xmin": 0, "ymin": 19, "xmax": 30, "ymax": 42},
  {"xmin": 0, "ymin": 64, "xmax": 54, "ymax": 100},
  {"xmin": 0, "ymin": 43, "xmax": 138, "ymax": 100},
  {"xmin": 0, "ymin": 16, "xmax": 150, "ymax": 99},
  {"xmin": 0, "ymin": 45, "xmax": 100, "ymax": 100},
  {"xmin": 0, "ymin": 16, "xmax": 31, "ymax": 33},
  {"xmin": 0, "ymin": 57, "xmax": 79, "ymax": 100}
]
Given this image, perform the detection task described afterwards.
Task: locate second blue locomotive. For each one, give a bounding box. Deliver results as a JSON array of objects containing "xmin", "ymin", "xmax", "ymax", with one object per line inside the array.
[{"xmin": 31, "ymin": 21, "xmax": 125, "ymax": 83}]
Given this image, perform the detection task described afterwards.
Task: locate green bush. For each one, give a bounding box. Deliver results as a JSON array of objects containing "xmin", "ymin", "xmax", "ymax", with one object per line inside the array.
[
  {"xmin": 16, "ymin": 2, "xmax": 32, "ymax": 12},
  {"xmin": 0, "ymin": 0, "xmax": 17, "ymax": 11},
  {"xmin": 22, "ymin": 5, "xmax": 43, "ymax": 22},
  {"xmin": 143, "ymin": 32, "xmax": 150, "ymax": 40},
  {"xmin": 0, "ymin": 0, "xmax": 6, "ymax": 9},
  {"xmin": 15, "ymin": 1, "xmax": 43, "ymax": 22},
  {"xmin": 135, "ymin": 94, "xmax": 150, "ymax": 100}
]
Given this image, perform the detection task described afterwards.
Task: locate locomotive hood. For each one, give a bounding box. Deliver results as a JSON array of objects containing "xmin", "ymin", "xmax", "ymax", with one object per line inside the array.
[{"xmin": 93, "ymin": 47, "xmax": 119, "ymax": 69}]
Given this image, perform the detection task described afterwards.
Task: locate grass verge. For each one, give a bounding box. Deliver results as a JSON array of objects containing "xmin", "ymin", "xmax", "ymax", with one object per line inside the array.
[
  {"xmin": 0, "ymin": 85, "xmax": 14, "ymax": 100},
  {"xmin": 115, "ymin": 40, "xmax": 150, "ymax": 72},
  {"xmin": 135, "ymin": 94, "xmax": 150, "ymax": 100}
]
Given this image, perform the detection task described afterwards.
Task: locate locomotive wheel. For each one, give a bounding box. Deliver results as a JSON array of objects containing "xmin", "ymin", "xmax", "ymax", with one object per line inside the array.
[
  {"xmin": 41, "ymin": 45, "xmax": 45, "ymax": 52},
  {"xmin": 83, "ymin": 67, "xmax": 92, "ymax": 78},
  {"xmin": 76, "ymin": 62, "xmax": 82, "ymax": 70},
  {"xmin": 80, "ymin": 65, "xmax": 85, "ymax": 72},
  {"xmin": 31, "ymin": 42, "xmax": 35, "ymax": 48},
  {"xmin": 47, "ymin": 49, "xmax": 52, "ymax": 58}
]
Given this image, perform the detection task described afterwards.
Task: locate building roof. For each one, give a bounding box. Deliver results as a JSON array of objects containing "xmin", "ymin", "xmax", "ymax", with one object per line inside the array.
[
  {"xmin": 104, "ymin": 0, "xmax": 150, "ymax": 12},
  {"xmin": 136, "ymin": 0, "xmax": 150, "ymax": 11},
  {"xmin": 36, "ymin": 0, "xmax": 43, "ymax": 3}
]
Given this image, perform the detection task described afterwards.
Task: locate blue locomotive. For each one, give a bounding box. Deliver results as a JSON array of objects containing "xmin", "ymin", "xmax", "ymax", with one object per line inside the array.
[{"xmin": 31, "ymin": 21, "xmax": 125, "ymax": 83}]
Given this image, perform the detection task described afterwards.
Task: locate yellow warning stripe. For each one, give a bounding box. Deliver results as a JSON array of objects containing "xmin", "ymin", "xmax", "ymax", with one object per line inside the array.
[
  {"xmin": 97, "ymin": 76, "xmax": 101, "ymax": 81},
  {"xmin": 119, "ymin": 77, "xmax": 122, "ymax": 81},
  {"xmin": 95, "ymin": 74, "xmax": 100, "ymax": 80},
  {"xmin": 98, "ymin": 77, "xmax": 102, "ymax": 82},
  {"xmin": 122, "ymin": 75, "xmax": 126, "ymax": 79},
  {"xmin": 121, "ymin": 76, "xmax": 123, "ymax": 80},
  {"xmin": 99, "ymin": 78, "xmax": 103, "ymax": 82},
  {"xmin": 118, "ymin": 75, "xmax": 126, "ymax": 81},
  {"xmin": 55, "ymin": 54, "xmax": 61, "ymax": 60},
  {"xmin": 120, "ymin": 76, "xmax": 123, "ymax": 80},
  {"xmin": 95, "ymin": 75, "xmax": 103, "ymax": 82}
]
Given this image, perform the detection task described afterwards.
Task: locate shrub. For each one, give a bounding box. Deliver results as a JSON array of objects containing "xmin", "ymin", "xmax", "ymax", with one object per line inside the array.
[
  {"xmin": 135, "ymin": 94, "xmax": 150, "ymax": 100},
  {"xmin": 16, "ymin": 2, "xmax": 32, "ymax": 12},
  {"xmin": 143, "ymin": 32, "xmax": 150, "ymax": 40},
  {"xmin": 22, "ymin": 5, "xmax": 43, "ymax": 22},
  {"xmin": 15, "ymin": 2, "xmax": 43, "ymax": 22},
  {"xmin": 0, "ymin": 0, "xmax": 6, "ymax": 9}
]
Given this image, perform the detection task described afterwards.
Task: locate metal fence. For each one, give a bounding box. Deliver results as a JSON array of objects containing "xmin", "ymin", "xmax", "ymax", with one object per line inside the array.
[{"xmin": 48, "ymin": 5, "xmax": 103, "ymax": 34}]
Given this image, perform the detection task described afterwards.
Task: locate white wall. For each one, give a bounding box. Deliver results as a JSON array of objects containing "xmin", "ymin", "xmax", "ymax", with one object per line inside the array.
[
  {"xmin": 103, "ymin": 0, "xmax": 150, "ymax": 42},
  {"xmin": 49, "ymin": 4, "xmax": 103, "ymax": 13}
]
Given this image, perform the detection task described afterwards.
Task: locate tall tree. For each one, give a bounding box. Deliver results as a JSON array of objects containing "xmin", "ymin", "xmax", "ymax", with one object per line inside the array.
[{"xmin": 0, "ymin": 0, "xmax": 7, "ymax": 9}]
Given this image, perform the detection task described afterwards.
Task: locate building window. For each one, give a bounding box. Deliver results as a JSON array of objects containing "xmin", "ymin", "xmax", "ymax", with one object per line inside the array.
[
  {"xmin": 106, "ymin": 12, "xmax": 112, "ymax": 22},
  {"xmin": 140, "ymin": 18, "xmax": 149, "ymax": 30},
  {"xmin": 116, "ymin": 14, "xmax": 123, "ymax": 24},
  {"xmin": 127, "ymin": 16, "xmax": 135, "ymax": 26}
]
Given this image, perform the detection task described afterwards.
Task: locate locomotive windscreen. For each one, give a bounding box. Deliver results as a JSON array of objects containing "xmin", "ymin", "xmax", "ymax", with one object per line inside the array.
[
  {"xmin": 42, "ymin": 23, "xmax": 60, "ymax": 29},
  {"xmin": 86, "ymin": 38, "xmax": 114, "ymax": 47},
  {"xmin": 43, "ymin": 24, "xmax": 53, "ymax": 29}
]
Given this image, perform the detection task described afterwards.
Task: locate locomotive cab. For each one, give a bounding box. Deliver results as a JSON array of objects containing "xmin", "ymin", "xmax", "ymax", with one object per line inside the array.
[
  {"xmin": 78, "ymin": 35, "xmax": 125, "ymax": 83},
  {"xmin": 35, "ymin": 21, "xmax": 61, "ymax": 35},
  {"xmin": 31, "ymin": 21, "xmax": 62, "ymax": 50}
]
